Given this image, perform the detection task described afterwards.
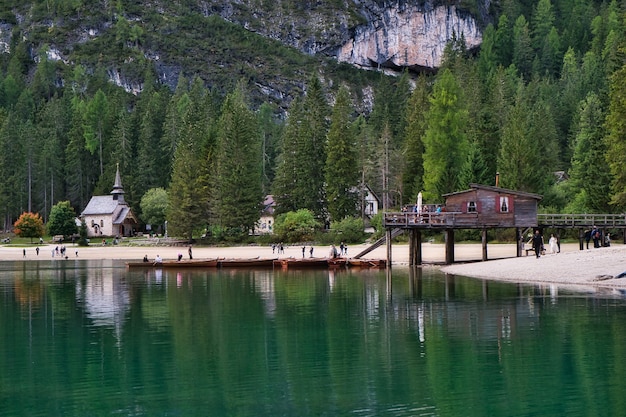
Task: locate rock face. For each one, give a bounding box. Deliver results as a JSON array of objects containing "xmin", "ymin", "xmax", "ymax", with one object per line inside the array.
[
  {"xmin": 338, "ymin": 4, "xmax": 483, "ymax": 71},
  {"xmin": 211, "ymin": 1, "xmax": 486, "ymax": 73}
]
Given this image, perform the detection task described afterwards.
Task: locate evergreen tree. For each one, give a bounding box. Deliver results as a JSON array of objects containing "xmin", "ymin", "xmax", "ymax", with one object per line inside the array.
[
  {"xmin": 65, "ymin": 97, "xmax": 98, "ymax": 212},
  {"xmin": 160, "ymin": 75, "xmax": 190, "ymax": 182},
  {"xmin": 569, "ymin": 93, "xmax": 611, "ymax": 212},
  {"xmin": 273, "ymin": 79, "xmax": 329, "ymax": 219},
  {"xmin": 497, "ymin": 82, "xmax": 559, "ymax": 194},
  {"xmin": 134, "ymin": 88, "xmax": 168, "ymax": 195},
  {"xmin": 166, "ymin": 132, "xmax": 209, "ymax": 240},
  {"xmin": 512, "ymin": 15, "xmax": 534, "ymax": 79},
  {"xmin": 83, "ymin": 89, "xmax": 109, "ymax": 176},
  {"xmin": 605, "ymin": 63, "xmax": 626, "ymax": 209},
  {"xmin": 422, "ymin": 69, "xmax": 469, "ymax": 201},
  {"xmin": 325, "ymin": 86, "xmax": 359, "ymax": 221},
  {"xmin": 35, "ymin": 95, "xmax": 70, "ymax": 220},
  {"xmin": 301, "ymin": 76, "xmax": 330, "ymax": 216},
  {"xmin": 401, "ymin": 75, "xmax": 429, "ymax": 203},
  {"xmin": 458, "ymin": 141, "xmax": 490, "ymax": 189},
  {"xmin": 494, "ymin": 14, "xmax": 514, "ymax": 67},
  {"xmin": 531, "ymin": 0, "xmax": 556, "ymax": 53},
  {"xmin": 214, "ymin": 83, "xmax": 262, "ymax": 233},
  {"xmin": 257, "ymin": 102, "xmax": 282, "ymax": 195}
]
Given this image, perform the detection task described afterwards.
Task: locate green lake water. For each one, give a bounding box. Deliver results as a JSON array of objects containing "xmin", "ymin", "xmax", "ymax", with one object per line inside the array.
[{"xmin": 1, "ymin": 260, "xmax": 625, "ymax": 417}]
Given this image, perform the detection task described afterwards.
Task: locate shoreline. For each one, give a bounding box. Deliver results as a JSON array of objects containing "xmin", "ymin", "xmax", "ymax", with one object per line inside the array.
[{"xmin": 2, "ymin": 241, "xmax": 626, "ymax": 290}]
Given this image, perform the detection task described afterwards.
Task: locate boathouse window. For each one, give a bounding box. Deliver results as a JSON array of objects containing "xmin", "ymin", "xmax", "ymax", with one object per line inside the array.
[
  {"xmin": 467, "ymin": 201, "xmax": 477, "ymax": 213},
  {"xmin": 500, "ymin": 196, "xmax": 510, "ymax": 213}
]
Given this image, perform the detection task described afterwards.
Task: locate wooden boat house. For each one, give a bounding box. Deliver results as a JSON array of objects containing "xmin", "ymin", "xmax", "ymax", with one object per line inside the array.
[
  {"xmin": 440, "ymin": 184, "xmax": 542, "ymax": 228},
  {"xmin": 383, "ymin": 183, "xmax": 543, "ymax": 264}
]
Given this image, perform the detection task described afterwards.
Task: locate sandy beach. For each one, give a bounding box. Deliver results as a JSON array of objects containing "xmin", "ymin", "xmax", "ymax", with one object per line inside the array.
[{"xmin": 4, "ymin": 239, "xmax": 626, "ymax": 289}]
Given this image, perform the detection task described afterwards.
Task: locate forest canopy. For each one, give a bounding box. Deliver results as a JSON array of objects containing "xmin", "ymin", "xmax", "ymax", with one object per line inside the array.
[{"xmin": 0, "ymin": 0, "xmax": 624, "ymax": 239}]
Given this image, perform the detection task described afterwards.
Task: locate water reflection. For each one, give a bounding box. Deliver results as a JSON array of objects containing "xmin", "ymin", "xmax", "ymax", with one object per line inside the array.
[{"xmin": 0, "ymin": 260, "xmax": 625, "ymax": 417}]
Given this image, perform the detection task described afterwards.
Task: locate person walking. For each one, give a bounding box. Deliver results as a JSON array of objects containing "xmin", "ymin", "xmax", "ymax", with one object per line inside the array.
[
  {"xmin": 549, "ymin": 234, "xmax": 558, "ymax": 254},
  {"xmin": 532, "ymin": 230, "xmax": 544, "ymax": 258}
]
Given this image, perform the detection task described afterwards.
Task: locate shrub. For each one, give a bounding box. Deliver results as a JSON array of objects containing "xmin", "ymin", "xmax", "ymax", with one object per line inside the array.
[{"xmin": 273, "ymin": 209, "xmax": 320, "ymax": 243}]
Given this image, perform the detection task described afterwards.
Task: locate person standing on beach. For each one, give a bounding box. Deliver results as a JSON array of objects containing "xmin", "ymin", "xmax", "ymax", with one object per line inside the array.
[
  {"xmin": 549, "ymin": 234, "xmax": 558, "ymax": 254},
  {"xmin": 188, "ymin": 245, "xmax": 193, "ymax": 259},
  {"xmin": 532, "ymin": 230, "xmax": 543, "ymax": 258}
]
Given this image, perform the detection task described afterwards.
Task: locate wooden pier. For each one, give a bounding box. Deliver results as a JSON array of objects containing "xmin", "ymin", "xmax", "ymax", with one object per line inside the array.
[{"xmin": 381, "ymin": 184, "xmax": 626, "ymax": 266}]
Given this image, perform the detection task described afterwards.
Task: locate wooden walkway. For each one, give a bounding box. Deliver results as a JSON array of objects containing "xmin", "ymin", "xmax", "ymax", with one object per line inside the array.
[
  {"xmin": 381, "ymin": 212, "xmax": 626, "ymax": 266},
  {"xmin": 383, "ymin": 212, "xmax": 626, "ymax": 230}
]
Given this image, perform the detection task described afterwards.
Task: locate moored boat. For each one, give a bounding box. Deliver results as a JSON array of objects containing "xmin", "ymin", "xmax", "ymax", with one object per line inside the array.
[
  {"xmin": 347, "ymin": 259, "xmax": 387, "ymax": 268},
  {"xmin": 218, "ymin": 258, "xmax": 277, "ymax": 268},
  {"xmin": 126, "ymin": 259, "xmax": 220, "ymax": 268},
  {"xmin": 277, "ymin": 257, "xmax": 348, "ymax": 269}
]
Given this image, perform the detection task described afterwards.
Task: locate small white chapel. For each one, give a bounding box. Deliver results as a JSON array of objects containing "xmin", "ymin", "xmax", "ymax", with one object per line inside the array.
[{"xmin": 80, "ymin": 165, "xmax": 138, "ymax": 238}]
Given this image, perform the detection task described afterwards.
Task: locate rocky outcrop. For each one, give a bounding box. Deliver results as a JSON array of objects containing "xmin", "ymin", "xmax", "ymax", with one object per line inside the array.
[
  {"xmin": 338, "ymin": 4, "xmax": 482, "ymax": 71},
  {"xmin": 212, "ymin": 1, "xmax": 486, "ymax": 73}
]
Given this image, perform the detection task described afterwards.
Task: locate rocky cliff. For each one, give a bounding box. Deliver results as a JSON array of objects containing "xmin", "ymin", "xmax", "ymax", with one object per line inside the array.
[
  {"xmin": 0, "ymin": 0, "xmax": 488, "ymax": 104},
  {"xmin": 206, "ymin": 0, "xmax": 486, "ymax": 72},
  {"xmin": 337, "ymin": 4, "xmax": 483, "ymax": 71}
]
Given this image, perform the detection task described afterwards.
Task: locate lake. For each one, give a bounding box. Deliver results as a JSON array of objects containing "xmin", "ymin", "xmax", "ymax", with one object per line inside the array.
[{"xmin": 1, "ymin": 260, "xmax": 625, "ymax": 417}]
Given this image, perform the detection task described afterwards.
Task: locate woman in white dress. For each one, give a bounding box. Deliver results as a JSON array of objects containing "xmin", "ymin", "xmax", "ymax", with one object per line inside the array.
[{"xmin": 549, "ymin": 234, "xmax": 558, "ymax": 254}]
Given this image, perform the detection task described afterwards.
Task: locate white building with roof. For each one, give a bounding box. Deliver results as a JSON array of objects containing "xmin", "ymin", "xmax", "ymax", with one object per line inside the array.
[{"xmin": 80, "ymin": 165, "xmax": 138, "ymax": 237}]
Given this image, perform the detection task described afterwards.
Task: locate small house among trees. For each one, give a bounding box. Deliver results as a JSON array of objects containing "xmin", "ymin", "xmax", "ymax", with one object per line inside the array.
[{"xmin": 80, "ymin": 166, "xmax": 138, "ymax": 237}]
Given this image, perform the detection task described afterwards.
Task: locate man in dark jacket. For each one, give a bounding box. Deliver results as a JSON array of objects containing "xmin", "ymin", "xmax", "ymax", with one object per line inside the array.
[{"xmin": 532, "ymin": 230, "xmax": 544, "ymax": 258}]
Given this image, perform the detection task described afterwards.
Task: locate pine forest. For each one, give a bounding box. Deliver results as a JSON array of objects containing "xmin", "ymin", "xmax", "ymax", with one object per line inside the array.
[{"xmin": 0, "ymin": 0, "xmax": 625, "ymax": 242}]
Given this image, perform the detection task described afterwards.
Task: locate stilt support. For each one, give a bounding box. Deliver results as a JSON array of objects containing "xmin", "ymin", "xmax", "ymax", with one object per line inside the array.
[
  {"xmin": 445, "ymin": 229, "xmax": 455, "ymax": 264},
  {"xmin": 409, "ymin": 229, "xmax": 422, "ymax": 266},
  {"xmin": 481, "ymin": 229, "xmax": 488, "ymax": 261},
  {"xmin": 386, "ymin": 228, "xmax": 392, "ymax": 268}
]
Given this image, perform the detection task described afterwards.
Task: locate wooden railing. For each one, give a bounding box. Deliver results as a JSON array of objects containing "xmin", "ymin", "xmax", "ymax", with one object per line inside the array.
[
  {"xmin": 382, "ymin": 212, "xmax": 626, "ymax": 228},
  {"xmin": 537, "ymin": 213, "xmax": 626, "ymax": 227},
  {"xmin": 383, "ymin": 212, "xmax": 467, "ymax": 227}
]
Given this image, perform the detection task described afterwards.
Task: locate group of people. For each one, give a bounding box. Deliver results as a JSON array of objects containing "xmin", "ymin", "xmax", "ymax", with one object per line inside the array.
[
  {"xmin": 271, "ymin": 243, "xmax": 285, "ymax": 254},
  {"xmin": 529, "ymin": 230, "xmax": 560, "ymax": 258},
  {"xmin": 584, "ymin": 227, "xmax": 610, "ymax": 249}
]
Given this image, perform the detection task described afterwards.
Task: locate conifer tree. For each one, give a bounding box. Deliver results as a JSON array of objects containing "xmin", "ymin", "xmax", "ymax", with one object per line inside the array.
[
  {"xmin": 325, "ymin": 86, "xmax": 359, "ymax": 221},
  {"xmin": 497, "ymin": 82, "xmax": 558, "ymax": 194},
  {"xmin": 422, "ymin": 69, "xmax": 468, "ymax": 201},
  {"xmin": 273, "ymin": 78, "xmax": 329, "ymax": 219},
  {"xmin": 512, "ymin": 15, "xmax": 534, "ymax": 79},
  {"xmin": 605, "ymin": 63, "xmax": 626, "ymax": 209},
  {"xmin": 257, "ymin": 102, "xmax": 282, "ymax": 194},
  {"xmin": 214, "ymin": 83, "xmax": 262, "ymax": 233},
  {"xmin": 569, "ymin": 92, "xmax": 611, "ymax": 212},
  {"xmin": 167, "ymin": 139, "xmax": 209, "ymax": 240},
  {"xmin": 301, "ymin": 76, "xmax": 330, "ymax": 216},
  {"xmin": 401, "ymin": 75, "xmax": 429, "ymax": 203},
  {"xmin": 160, "ymin": 75, "xmax": 190, "ymax": 181},
  {"xmin": 83, "ymin": 89, "xmax": 109, "ymax": 176}
]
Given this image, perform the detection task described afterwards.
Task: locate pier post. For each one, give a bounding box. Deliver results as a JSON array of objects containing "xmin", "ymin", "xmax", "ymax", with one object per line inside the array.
[
  {"xmin": 579, "ymin": 229, "xmax": 584, "ymax": 250},
  {"xmin": 386, "ymin": 228, "xmax": 392, "ymax": 268},
  {"xmin": 516, "ymin": 228, "xmax": 523, "ymax": 257},
  {"xmin": 409, "ymin": 229, "xmax": 422, "ymax": 266},
  {"xmin": 481, "ymin": 229, "xmax": 488, "ymax": 261},
  {"xmin": 445, "ymin": 229, "xmax": 455, "ymax": 264}
]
